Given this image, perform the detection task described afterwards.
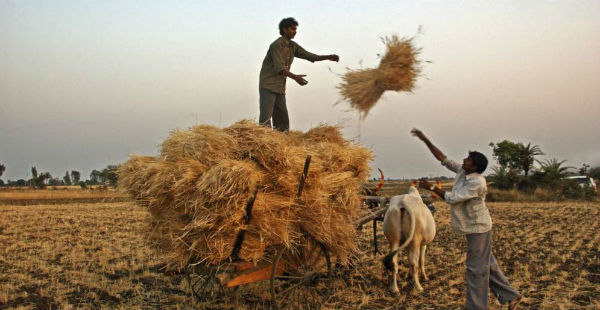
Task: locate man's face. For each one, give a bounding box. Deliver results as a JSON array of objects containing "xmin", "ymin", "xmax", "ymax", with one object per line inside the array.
[
  {"xmin": 282, "ymin": 26, "xmax": 297, "ymax": 39},
  {"xmin": 462, "ymin": 156, "xmax": 478, "ymax": 174}
]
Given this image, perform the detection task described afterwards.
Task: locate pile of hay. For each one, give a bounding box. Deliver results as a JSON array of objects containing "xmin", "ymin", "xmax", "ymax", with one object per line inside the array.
[
  {"xmin": 119, "ymin": 120, "xmax": 373, "ymax": 270},
  {"xmin": 338, "ymin": 35, "xmax": 421, "ymax": 118}
]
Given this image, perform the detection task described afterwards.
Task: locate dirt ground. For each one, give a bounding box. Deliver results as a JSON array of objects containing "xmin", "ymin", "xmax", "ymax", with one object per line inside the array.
[{"xmin": 1, "ymin": 198, "xmax": 599, "ymax": 309}]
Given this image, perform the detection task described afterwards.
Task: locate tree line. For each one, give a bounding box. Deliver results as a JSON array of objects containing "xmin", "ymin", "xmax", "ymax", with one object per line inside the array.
[
  {"xmin": 487, "ymin": 140, "xmax": 599, "ymax": 200},
  {"xmin": 0, "ymin": 164, "xmax": 119, "ymax": 189}
]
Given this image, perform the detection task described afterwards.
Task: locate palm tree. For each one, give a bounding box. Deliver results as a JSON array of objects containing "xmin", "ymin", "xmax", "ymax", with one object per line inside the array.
[
  {"xmin": 538, "ymin": 158, "xmax": 573, "ymax": 178},
  {"xmin": 488, "ymin": 166, "xmax": 516, "ymax": 190},
  {"xmin": 536, "ymin": 158, "xmax": 574, "ymax": 188},
  {"xmin": 520, "ymin": 143, "xmax": 544, "ymax": 177}
]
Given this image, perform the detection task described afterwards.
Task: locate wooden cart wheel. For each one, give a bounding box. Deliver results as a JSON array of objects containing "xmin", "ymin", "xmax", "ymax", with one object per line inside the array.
[
  {"xmin": 270, "ymin": 240, "xmax": 332, "ymax": 310},
  {"xmin": 186, "ymin": 265, "xmax": 224, "ymax": 303}
]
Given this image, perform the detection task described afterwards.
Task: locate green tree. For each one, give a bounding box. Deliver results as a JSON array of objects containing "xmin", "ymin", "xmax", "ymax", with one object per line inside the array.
[
  {"xmin": 538, "ymin": 158, "xmax": 573, "ymax": 178},
  {"xmin": 29, "ymin": 166, "xmax": 38, "ymax": 187},
  {"xmin": 28, "ymin": 166, "xmax": 52, "ymax": 189},
  {"xmin": 579, "ymin": 164, "xmax": 590, "ymax": 176},
  {"xmin": 89, "ymin": 169, "xmax": 101, "ymax": 184},
  {"xmin": 71, "ymin": 170, "xmax": 81, "ymax": 183},
  {"xmin": 100, "ymin": 165, "xmax": 119, "ymax": 187},
  {"xmin": 520, "ymin": 143, "xmax": 545, "ymax": 177},
  {"xmin": 533, "ymin": 158, "xmax": 574, "ymax": 189},
  {"xmin": 34, "ymin": 172, "xmax": 52, "ymax": 189},
  {"xmin": 489, "ymin": 140, "xmax": 544, "ymax": 176},
  {"xmin": 488, "ymin": 166, "xmax": 518, "ymax": 190},
  {"xmin": 63, "ymin": 171, "xmax": 72, "ymax": 185},
  {"xmin": 589, "ymin": 166, "xmax": 600, "ymax": 180},
  {"xmin": 0, "ymin": 163, "xmax": 5, "ymax": 186}
]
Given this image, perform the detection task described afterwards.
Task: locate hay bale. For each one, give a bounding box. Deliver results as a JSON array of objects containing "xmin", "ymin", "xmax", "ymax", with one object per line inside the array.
[
  {"xmin": 338, "ymin": 35, "xmax": 421, "ymax": 118},
  {"xmin": 302, "ymin": 124, "xmax": 347, "ymax": 145},
  {"xmin": 119, "ymin": 121, "xmax": 373, "ymax": 269},
  {"xmin": 160, "ymin": 125, "xmax": 237, "ymax": 164}
]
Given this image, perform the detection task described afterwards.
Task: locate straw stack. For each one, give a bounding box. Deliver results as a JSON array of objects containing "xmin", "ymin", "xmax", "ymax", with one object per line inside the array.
[
  {"xmin": 118, "ymin": 121, "xmax": 373, "ymax": 270},
  {"xmin": 338, "ymin": 35, "xmax": 421, "ymax": 118}
]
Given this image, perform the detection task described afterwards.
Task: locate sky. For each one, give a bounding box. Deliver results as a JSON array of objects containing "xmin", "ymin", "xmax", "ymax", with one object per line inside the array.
[{"xmin": 1, "ymin": 0, "xmax": 599, "ymax": 181}]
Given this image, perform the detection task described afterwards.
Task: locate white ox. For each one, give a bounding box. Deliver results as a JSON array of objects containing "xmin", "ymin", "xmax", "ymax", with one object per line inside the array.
[{"xmin": 382, "ymin": 186, "xmax": 436, "ymax": 293}]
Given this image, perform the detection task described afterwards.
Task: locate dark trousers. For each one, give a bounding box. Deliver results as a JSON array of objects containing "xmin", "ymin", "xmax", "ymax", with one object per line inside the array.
[
  {"xmin": 258, "ymin": 88, "xmax": 289, "ymax": 132},
  {"xmin": 465, "ymin": 230, "xmax": 520, "ymax": 310}
]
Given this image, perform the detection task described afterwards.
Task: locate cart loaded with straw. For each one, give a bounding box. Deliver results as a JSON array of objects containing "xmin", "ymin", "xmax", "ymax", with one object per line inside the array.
[{"xmin": 118, "ymin": 121, "xmax": 375, "ymax": 309}]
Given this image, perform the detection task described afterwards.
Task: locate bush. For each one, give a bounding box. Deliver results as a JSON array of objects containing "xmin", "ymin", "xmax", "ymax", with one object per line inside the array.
[
  {"xmin": 516, "ymin": 176, "xmax": 537, "ymax": 192},
  {"xmin": 488, "ymin": 167, "xmax": 518, "ymax": 190},
  {"xmin": 560, "ymin": 180, "xmax": 597, "ymax": 201},
  {"xmin": 588, "ymin": 166, "xmax": 600, "ymax": 180},
  {"xmin": 487, "ymin": 181, "xmax": 598, "ymax": 202}
]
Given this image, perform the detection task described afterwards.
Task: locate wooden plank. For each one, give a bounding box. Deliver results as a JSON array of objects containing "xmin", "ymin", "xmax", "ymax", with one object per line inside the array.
[
  {"xmin": 218, "ymin": 261, "xmax": 285, "ymax": 288},
  {"xmin": 355, "ymin": 206, "xmax": 388, "ymax": 228},
  {"xmin": 232, "ymin": 261, "xmax": 255, "ymax": 272}
]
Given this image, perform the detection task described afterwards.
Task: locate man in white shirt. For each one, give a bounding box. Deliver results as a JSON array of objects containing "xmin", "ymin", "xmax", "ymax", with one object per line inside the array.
[{"xmin": 411, "ymin": 128, "xmax": 521, "ymax": 310}]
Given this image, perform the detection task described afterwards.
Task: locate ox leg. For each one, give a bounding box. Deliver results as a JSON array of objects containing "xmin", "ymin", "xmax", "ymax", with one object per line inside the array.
[
  {"xmin": 420, "ymin": 245, "xmax": 429, "ymax": 281},
  {"xmin": 409, "ymin": 245, "xmax": 423, "ymax": 291},
  {"xmin": 383, "ymin": 208, "xmax": 402, "ymax": 294},
  {"xmin": 383, "ymin": 239, "xmax": 400, "ymax": 294},
  {"xmin": 391, "ymin": 249, "xmax": 400, "ymax": 293}
]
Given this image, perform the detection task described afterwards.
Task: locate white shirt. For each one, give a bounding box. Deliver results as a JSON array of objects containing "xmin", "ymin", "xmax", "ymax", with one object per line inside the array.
[{"xmin": 442, "ymin": 158, "xmax": 492, "ymax": 234}]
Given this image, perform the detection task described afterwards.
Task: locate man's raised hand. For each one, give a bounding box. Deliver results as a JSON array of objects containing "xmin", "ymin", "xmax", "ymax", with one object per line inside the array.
[{"xmin": 411, "ymin": 128, "xmax": 427, "ymax": 141}]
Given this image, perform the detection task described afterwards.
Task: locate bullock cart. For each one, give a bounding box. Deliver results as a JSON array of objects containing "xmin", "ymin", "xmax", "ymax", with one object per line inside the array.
[
  {"xmin": 185, "ymin": 208, "xmax": 394, "ymax": 309},
  {"xmin": 185, "ymin": 204, "xmax": 388, "ymax": 310}
]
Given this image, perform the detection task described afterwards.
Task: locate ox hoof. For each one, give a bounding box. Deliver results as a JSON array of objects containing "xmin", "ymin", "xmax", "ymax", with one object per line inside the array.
[{"xmin": 388, "ymin": 287, "xmax": 400, "ymax": 295}]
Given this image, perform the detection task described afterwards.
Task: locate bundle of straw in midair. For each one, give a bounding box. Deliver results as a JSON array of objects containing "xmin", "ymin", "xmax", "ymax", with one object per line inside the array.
[{"xmin": 338, "ymin": 35, "xmax": 421, "ymax": 118}]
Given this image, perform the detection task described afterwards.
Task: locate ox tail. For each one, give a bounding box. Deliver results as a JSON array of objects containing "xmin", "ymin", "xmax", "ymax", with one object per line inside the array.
[{"xmin": 382, "ymin": 205, "xmax": 416, "ymax": 270}]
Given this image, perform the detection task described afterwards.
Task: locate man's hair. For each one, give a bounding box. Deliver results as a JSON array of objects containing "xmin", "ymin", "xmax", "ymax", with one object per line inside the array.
[
  {"xmin": 469, "ymin": 151, "xmax": 488, "ymax": 174},
  {"xmin": 279, "ymin": 17, "xmax": 298, "ymax": 35}
]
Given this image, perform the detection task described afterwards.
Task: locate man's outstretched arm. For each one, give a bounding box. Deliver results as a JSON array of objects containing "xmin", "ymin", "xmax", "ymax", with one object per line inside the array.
[
  {"xmin": 411, "ymin": 128, "xmax": 446, "ymax": 162},
  {"xmin": 294, "ymin": 43, "xmax": 339, "ymax": 63},
  {"xmin": 313, "ymin": 54, "xmax": 339, "ymax": 62}
]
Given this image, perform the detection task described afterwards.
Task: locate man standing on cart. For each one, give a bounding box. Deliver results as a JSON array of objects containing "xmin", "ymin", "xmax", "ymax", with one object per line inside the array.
[
  {"xmin": 258, "ymin": 17, "xmax": 339, "ymax": 132},
  {"xmin": 411, "ymin": 128, "xmax": 522, "ymax": 310}
]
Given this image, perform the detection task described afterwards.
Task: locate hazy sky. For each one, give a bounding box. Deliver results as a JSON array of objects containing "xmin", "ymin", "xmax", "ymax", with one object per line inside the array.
[{"xmin": 2, "ymin": 0, "xmax": 599, "ymax": 181}]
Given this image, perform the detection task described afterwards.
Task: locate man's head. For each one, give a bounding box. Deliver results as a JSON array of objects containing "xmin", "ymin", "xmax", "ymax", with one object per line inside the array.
[
  {"xmin": 463, "ymin": 151, "xmax": 488, "ymax": 174},
  {"xmin": 279, "ymin": 17, "xmax": 298, "ymax": 39}
]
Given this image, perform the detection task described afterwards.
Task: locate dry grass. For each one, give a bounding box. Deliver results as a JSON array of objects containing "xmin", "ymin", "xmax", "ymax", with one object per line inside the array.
[
  {"xmin": 338, "ymin": 35, "xmax": 421, "ymax": 118},
  {"xmin": 1, "ymin": 198, "xmax": 598, "ymax": 309},
  {"xmin": 0, "ymin": 187, "xmax": 126, "ymax": 205}
]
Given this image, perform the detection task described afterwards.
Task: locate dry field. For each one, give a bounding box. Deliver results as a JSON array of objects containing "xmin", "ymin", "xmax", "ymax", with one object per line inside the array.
[
  {"xmin": 1, "ymin": 197, "xmax": 599, "ymax": 309},
  {"xmin": 0, "ymin": 188, "xmax": 127, "ymax": 206}
]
